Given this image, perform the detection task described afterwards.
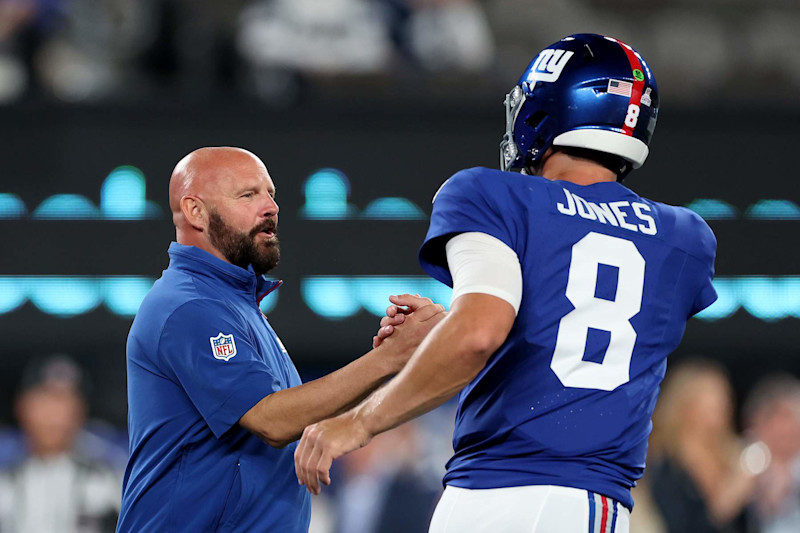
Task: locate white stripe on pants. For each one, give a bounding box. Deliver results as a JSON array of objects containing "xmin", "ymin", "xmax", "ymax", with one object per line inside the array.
[{"xmin": 428, "ymin": 485, "xmax": 631, "ymax": 533}]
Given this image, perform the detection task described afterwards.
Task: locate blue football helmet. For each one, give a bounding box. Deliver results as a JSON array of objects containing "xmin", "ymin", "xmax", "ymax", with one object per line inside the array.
[{"xmin": 500, "ymin": 33, "xmax": 659, "ymax": 176}]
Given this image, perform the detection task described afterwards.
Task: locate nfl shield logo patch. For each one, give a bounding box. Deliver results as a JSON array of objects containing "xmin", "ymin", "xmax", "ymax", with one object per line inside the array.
[{"xmin": 210, "ymin": 332, "xmax": 237, "ymax": 361}]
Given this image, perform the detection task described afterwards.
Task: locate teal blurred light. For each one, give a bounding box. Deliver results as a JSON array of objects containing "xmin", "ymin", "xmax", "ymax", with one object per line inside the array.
[
  {"xmin": 0, "ymin": 275, "xmax": 797, "ymax": 321},
  {"xmin": 0, "ymin": 276, "xmax": 274, "ymax": 318},
  {"xmin": 259, "ymin": 286, "xmax": 280, "ymax": 314},
  {"xmin": 354, "ymin": 277, "xmax": 452, "ymax": 316},
  {"xmin": 0, "ymin": 277, "xmax": 27, "ymax": 313},
  {"xmin": 33, "ymin": 194, "xmax": 101, "ymax": 219},
  {"xmin": 299, "ymin": 169, "xmax": 357, "ymax": 220},
  {"xmin": 0, "ymin": 193, "xmax": 27, "ymax": 218},
  {"xmin": 302, "ymin": 276, "xmax": 453, "ymax": 320},
  {"xmin": 0, "ymin": 276, "xmax": 153, "ymax": 317},
  {"xmin": 102, "ymin": 277, "xmax": 156, "ymax": 316},
  {"xmin": 684, "ymin": 199, "xmax": 737, "ymax": 220},
  {"xmin": 299, "ymin": 168, "xmax": 426, "ymax": 220},
  {"xmin": 301, "ymin": 277, "xmax": 362, "ymax": 319},
  {"xmin": 693, "ymin": 278, "xmax": 741, "ymax": 321},
  {"xmin": 28, "ymin": 277, "xmax": 104, "ymax": 317},
  {"xmin": 738, "ymin": 277, "xmax": 800, "ymax": 320},
  {"xmin": 26, "ymin": 166, "xmax": 161, "ymax": 220},
  {"xmin": 101, "ymin": 166, "xmax": 161, "ymax": 219},
  {"xmin": 361, "ymin": 198, "xmax": 426, "ymax": 220},
  {"xmin": 694, "ymin": 276, "xmax": 800, "ymax": 321},
  {"xmin": 745, "ymin": 200, "xmax": 800, "ymax": 220}
]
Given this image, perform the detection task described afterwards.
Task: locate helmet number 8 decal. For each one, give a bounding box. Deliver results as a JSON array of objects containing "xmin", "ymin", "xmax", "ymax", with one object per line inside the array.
[{"xmin": 625, "ymin": 104, "xmax": 640, "ymax": 128}]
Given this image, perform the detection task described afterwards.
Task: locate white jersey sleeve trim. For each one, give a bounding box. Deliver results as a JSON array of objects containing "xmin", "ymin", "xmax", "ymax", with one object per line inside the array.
[{"xmin": 445, "ymin": 232, "xmax": 523, "ymax": 315}]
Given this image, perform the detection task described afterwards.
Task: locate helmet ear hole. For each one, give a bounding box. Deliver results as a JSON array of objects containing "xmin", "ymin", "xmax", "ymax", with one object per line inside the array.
[{"xmin": 525, "ymin": 111, "xmax": 547, "ymax": 129}]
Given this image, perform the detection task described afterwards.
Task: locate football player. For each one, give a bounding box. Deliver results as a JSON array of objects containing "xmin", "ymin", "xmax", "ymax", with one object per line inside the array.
[{"xmin": 295, "ymin": 33, "xmax": 718, "ymax": 532}]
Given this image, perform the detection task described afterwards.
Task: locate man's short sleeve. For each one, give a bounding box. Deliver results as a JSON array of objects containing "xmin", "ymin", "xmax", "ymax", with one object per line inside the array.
[
  {"xmin": 419, "ymin": 168, "xmax": 520, "ymax": 287},
  {"xmin": 691, "ymin": 277, "xmax": 717, "ymax": 316},
  {"xmin": 159, "ymin": 299, "xmax": 280, "ymax": 438},
  {"xmin": 689, "ymin": 254, "xmax": 718, "ymax": 317},
  {"xmin": 687, "ymin": 213, "xmax": 719, "ymax": 316}
]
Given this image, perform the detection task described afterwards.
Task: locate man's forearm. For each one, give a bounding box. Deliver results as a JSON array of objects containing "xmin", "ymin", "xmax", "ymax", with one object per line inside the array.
[
  {"xmin": 354, "ymin": 296, "xmax": 513, "ymax": 438},
  {"xmin": 355, "ymin": 318, "xmax": 479, "ymax": 435},
  {"xmin": 293, "ymin": 294, "xmax": 514, "ymax": 494},
  {"xmin": 242, "ymin": 295, "xmax": 446, "ymax": 447},
  {"xmin": 241, "ymin": 349, "xmax": 394, "ymax": 447}
]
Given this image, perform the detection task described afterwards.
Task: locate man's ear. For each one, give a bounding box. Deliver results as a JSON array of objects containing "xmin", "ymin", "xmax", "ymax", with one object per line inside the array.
[{"xmin": 181, "ymin": 196, "xmax": 208, "ymax": 231}]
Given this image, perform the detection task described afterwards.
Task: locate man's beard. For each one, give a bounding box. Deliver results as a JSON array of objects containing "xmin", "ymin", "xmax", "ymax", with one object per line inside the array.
[{"xmin": 208, "ymin": 210, "xmax": 280, "ymax": 276}]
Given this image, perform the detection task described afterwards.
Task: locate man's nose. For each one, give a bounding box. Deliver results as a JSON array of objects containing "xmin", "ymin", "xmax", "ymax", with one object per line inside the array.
[{"xmin": 264, "ymin": 195, "xmax": 279, "ymax": 217}]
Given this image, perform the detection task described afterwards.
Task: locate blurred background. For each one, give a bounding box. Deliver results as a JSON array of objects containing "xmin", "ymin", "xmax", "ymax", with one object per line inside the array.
[{"xmin": 0, "ymin": 0, "xmax": 798, "ymax": 532}]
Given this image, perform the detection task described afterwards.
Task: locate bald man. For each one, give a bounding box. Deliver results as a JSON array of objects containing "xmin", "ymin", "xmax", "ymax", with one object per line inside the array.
[{"xmin": 117, "ymin": 147, "xmax": 444, "ymax": 532}]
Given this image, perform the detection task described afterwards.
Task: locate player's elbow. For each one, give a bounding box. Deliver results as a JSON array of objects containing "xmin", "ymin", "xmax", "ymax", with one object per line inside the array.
[
  {"xmin": 456, "ymin": 326, "xmax": 506, "ymax": 366},
  {"xmin": 447, "ymin": 293, "xmax": 515, "ymax": 367}
]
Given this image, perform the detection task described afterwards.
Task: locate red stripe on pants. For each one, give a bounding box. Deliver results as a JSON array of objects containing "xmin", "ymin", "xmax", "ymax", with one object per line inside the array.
[{"xmin": 600, "ymin": 496, "xmax": 609, "ymax": 533}]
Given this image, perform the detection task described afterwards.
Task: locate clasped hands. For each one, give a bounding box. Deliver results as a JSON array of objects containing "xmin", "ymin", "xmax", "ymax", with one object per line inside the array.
[
  {"xmin": 371, "ymin": 293, "xmax": 446, "ymax": 372},
  {"xmin": 294, "ymin": 293, "xmax": 445, "ymax": 494}
]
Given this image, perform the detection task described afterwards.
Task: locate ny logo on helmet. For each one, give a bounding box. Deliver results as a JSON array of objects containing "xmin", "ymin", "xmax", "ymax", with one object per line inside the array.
[{"xmin": 525, "ymin": 49, "xmax": 574, "ymax": 84}]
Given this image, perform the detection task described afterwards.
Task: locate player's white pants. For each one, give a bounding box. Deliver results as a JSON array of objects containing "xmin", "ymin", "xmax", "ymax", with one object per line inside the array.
[{"xmin": 428, "ymin": 485, "xmax": 630, "ymax": 533}]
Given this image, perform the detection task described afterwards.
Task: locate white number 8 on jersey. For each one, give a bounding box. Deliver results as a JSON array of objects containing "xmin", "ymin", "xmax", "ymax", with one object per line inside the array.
[{"xmin": 551, "ymin": 232, "xmax": 645, "ymax": 391}]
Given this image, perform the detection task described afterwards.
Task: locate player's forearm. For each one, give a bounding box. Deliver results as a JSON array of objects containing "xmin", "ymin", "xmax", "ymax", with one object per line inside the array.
[
  {"xmin": 354, "ymin": 311, "xmax": 501, "ymax": 437},
  {"xmin": 242, "ymin": 349, "xmax": 395, "ymax": 447}
]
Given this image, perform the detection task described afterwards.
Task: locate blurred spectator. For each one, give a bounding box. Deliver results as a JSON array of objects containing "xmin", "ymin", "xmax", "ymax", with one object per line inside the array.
[
  {"xmin": 0, "ymin": 0, "xmax": 157, "ymax": 103},
  {"xmin": 2, "ymin": 0, "xmax": 800, "ymax": 105},
  {"xmin": 0, "ymin": 356, "xmax": 121, "ymax": 533},
  {"xmin": 333, "ymin": 420, "xmax": 440, "ymax": 533},
  {"xmin": 146, "ymin": 0, "xmax": 244, "ymax": 99},
  {"xmin": 648, "ymin": 359, "xmax": 755, "ymax": 533},
  {"xmin": 405, "ymin": 0, "xmax": 494, "ymax": 72},
  {"xmin": 238, "ymin": 0, "xmax": 391, "ymax": 74},
  {"xmin": 35, "ymin": 0, "xmax": 157, "ymax": 102},
  {"xmin": 0, "ymin": 0, "xmax": 66, "ymax": 102},
  {"xmin": 629, "ymin": 479, "xmax": 667, "ymax": 533},
  {"xmin": 743, "ymin": 374, "xmax": 800, "ymax": 533},
  {"xmin": 237, "ymin": 0, "xmax": 391, "ymax": 102}
]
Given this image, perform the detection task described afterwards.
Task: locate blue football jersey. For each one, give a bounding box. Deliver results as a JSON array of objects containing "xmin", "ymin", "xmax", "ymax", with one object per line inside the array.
[{"xmin": 419, "ymin": 167, "xmax": 717, "ymax": 509}]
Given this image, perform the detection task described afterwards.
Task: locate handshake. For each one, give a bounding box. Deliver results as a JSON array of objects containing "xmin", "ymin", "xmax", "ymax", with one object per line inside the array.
[
  {"xmin": 371, "ymin": 294, "xmax": 447, "ymax": 371},
  {"xmin": 295, "ymin": 293, "xmax": 447, "ymax": 494}
]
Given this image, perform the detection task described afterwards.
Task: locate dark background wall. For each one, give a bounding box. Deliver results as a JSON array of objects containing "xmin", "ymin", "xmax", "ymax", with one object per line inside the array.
[{"xmin": 1, "ymin": 101, "xmax": 798, "ymax": 426}]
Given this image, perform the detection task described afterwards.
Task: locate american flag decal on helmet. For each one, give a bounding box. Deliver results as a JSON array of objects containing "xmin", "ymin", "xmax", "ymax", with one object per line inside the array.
[{"xmin": 608, "ymin": 79, "xmax": 633, "ymax": 98}]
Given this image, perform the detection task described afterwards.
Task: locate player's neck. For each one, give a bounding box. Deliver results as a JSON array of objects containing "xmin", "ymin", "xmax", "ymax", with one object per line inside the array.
[{"xmin": 540, "ymin": 152, "xmax": 617, "ymax": 186}]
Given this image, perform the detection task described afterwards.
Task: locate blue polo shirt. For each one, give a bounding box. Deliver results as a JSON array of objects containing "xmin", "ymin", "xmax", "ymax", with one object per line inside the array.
[{"xmin": 118, "ymin": 243, "xmax": 310, "ymax": 532}]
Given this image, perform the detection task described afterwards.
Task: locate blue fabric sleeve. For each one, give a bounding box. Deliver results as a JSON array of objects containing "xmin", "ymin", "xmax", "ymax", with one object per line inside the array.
[
  {"xmin": 691, "ymin": 278, "xmax": 718, "ymax": 316},
  {"xmin": 159, "ymin": 299, "xmax": 280, "ymax": 438},
  {"xmin": 419, "ymin": 168, "xmax": 519, "ymax": 287},
  {"xmin": 689, "ymin": 251, "xmax": 718, "ymax": 316},
  {"xmin": 686, "ymin": 213, "xmax": 719, "ymax": 316}
]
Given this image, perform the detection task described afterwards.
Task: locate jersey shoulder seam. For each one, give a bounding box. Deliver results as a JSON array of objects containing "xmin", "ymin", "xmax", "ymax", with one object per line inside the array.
[{"xmin": 651, "ymin": 202, "xmax": 714, "ymax": 263}]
